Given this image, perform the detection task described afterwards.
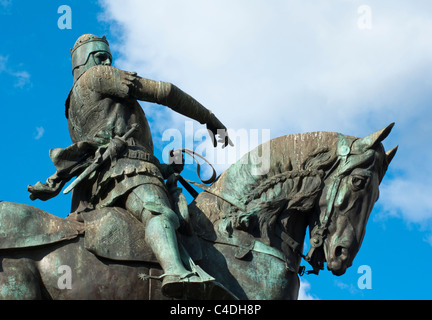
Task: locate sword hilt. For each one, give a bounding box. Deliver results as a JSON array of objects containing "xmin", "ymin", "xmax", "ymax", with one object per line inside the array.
[{"xmin": 63, "ymin": 124, "xmax": 139, "ymax": 194}]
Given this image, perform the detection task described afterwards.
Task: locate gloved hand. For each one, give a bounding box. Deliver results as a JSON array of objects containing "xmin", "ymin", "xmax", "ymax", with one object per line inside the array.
[
  {"xmin": 169, "ymin": 149, "xmax": 185, "ymax": 173},
  {"xmin": 206, "ymin": 112, "xmax": 234, "ymax": 148}
]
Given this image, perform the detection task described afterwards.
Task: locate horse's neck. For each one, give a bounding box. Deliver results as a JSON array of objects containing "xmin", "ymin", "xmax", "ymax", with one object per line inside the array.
[{"xmin": 282, "ymin": 210, "xmax": 309, "ymax": 247}]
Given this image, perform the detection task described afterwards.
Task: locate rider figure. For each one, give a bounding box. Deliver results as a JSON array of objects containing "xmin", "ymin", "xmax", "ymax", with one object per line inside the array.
[{"xmin": 28, "ymin": 34, "xmax": 232, "ymax": 298}]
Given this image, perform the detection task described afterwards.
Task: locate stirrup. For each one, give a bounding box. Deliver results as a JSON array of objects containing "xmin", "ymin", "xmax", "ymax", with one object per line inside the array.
[
  {"xmin": 162, "ymin": 272, "xmax": 212, "ymax": 299},
  {"xmin": 138, "ymin": 271, "xmax": 196, "ymax": 282},
  {"xmin": 138, "ymin": 272, "xmax": 238, "ymax": 300},
  {"xmin": 162, "ymin": 274, "xmax": 238, "ymax": 300}
]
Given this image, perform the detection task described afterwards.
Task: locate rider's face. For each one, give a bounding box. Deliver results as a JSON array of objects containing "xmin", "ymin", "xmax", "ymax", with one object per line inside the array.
[{"xmin": 93, "ymin": 51, "xmax": 112, "ymax": 66}]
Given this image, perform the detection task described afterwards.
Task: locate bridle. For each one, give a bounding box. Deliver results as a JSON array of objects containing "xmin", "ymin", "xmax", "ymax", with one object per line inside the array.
[
  {"xmin": 171, "ymin": 124, "xmax": 395, "ymax": 277},
  {"xmin": 172, "ymin": 143, "xmax": 353, "ymax": 275},
  {"xmin": 302, "ymin": 135, "xmax": 356, "ymax": 275},
  {"xmin": 172, "ymin": 139, "xmax": 360, "ymax": 275}
]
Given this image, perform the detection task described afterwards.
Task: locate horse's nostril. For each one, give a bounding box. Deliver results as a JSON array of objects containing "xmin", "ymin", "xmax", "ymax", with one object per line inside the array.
[{"xmin": 335, "ymin": 246, "xmax": 343, "ymax": 257}]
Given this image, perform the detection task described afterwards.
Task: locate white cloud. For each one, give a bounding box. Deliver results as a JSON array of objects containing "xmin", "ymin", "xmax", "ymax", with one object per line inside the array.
[
  {"xmin": 0, "ymin": 55, "xmax": 31, "ymax": 88},
  {"xmin": 12, "ymin": 70, "xmax": 30, "ymax": 88},
  {"xmin": 423, "ymin": 234, "xmax": 432, "ymax": 247},
  {"xmin": 99, "ymin": 1, "xmax": 432, "ymax": 230},
  {"xmin": 298, "ymin": 279, "xmax": 318, "ymax": 300},
  {"xmin": 334, "ymin": 279, "xmax": 359, "ymax": 295},
  {"xmin": 379, "ymin": 179, "xmax": 432, "ymax": 223},
  {"xmin": 100, "ymin": 0, "xmax": 432, "ymax": 133}
]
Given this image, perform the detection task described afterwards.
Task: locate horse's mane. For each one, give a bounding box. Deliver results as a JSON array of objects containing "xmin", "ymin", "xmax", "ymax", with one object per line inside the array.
[
  {"xmin": 212, "ymin": 132, "xmax": 339, "ymax": 202},
  {"xmin": 202, "ymin": 131, "xmax": 341, "ymax": 242}
]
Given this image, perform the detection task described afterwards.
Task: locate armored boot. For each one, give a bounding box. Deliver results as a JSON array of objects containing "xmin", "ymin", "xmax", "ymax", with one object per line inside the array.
[
  {"xmin": 127, "ymin": 186, "xmax": 236, "ymax": 299},
  {"xmin": 143, "ymin": 213, "xmax": 237, "ymax": 299},
  {"xmin": 143, "ymin": 213, "xmax": 211, "ymax": 298}
]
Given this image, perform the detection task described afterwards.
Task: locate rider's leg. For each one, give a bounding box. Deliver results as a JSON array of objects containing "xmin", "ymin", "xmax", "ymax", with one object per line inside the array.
[
  {"xmin": 125, "ymin": 184, "xmax": 207, "ymax": 297},
  {"xmin": 125, "ymin": 185, "xmax": 189, "ymax": 277},
  {"xmin": 125, "ymin": 184, "xmax": 238, "ymax": 300}
]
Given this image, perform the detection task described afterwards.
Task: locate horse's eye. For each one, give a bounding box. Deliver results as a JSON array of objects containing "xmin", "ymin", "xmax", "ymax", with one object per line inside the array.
[{"xmin": 350, "ymin": 175, "xmax": 367, "ymax": 190}]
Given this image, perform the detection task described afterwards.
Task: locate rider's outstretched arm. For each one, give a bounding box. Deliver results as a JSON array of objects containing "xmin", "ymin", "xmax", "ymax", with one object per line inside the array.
[
  {"xmin": 133, "ymin": 74, "xmax": 232, "ymax": 147},
  {"xmin": 83, "ymin": 65, "xmax": 232, "ymax": 147}
]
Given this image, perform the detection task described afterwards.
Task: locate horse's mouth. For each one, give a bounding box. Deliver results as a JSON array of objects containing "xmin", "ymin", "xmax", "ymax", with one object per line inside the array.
[
  {"xmin": 327, "ymin": 260, "xmax": 348, "ymax": 276},
  {"xmin": 325, "ymin": 245, "xmax": 352, "ymax": 276}
]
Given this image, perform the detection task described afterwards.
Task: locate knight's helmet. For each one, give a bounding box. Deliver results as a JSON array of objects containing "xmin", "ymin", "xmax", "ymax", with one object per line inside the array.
[{"xmin": 71, "ymin": 34, "xmax": 112, "ymax": 81}]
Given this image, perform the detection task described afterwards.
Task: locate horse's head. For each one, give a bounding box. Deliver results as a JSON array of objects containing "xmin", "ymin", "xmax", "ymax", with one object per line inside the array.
[{"xmin": 306, "ymin": 123, "xmax": 397, "ymax": 276}]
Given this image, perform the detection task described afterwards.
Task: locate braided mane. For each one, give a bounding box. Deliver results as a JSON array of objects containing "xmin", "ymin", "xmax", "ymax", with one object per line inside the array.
[
  {"xmin": 200, "ymin": 132, "xmax": 341, "ymax": 242},
  {"xmin": 213, "ymin": 132, "xmax": 339, "ymax": 204}
]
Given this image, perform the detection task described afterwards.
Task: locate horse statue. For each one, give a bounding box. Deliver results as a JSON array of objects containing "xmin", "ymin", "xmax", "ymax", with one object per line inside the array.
[{"xmin": 0, "ymin": 124, "xmax": 397, "ymax": 299}]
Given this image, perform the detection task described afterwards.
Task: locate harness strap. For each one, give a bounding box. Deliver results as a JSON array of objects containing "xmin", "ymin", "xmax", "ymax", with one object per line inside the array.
[
  {"xmin": 172, "ymin": 148, "xmax": 247, "ymax": 212},
  {"xmin": 303, "ymin": 136, "xmax": 355, "ymax": 274},
  {"xmin": 182, "ymin": 177, "xmax": 247, "ymax": 212},
  {"xmin": 178, "ymin": 149, "xmax": 216, "ymax": 184},
  {"xmin": 280, "ymin": 231, "xmax": 305, "ymax": 258},
  {"xmin": 199, "ymin": 235, "xmax": 286, "ymax": 265},
  {"xmin": 303, "ymin": 178, "xmax": 342, "ymax": 275}
]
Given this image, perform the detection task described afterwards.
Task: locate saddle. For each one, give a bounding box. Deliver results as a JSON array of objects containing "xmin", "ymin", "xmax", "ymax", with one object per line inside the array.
[
  {"xmin": 0, "ymin": 201, "xmax": 202, "ymax": 266},
  {"xmin": 0, "ymin": 201, "xmax": 84, "ymax": 250},
  {"xmin": 81, "ymin": 207, "xmax": 156, "ymax": 262}
]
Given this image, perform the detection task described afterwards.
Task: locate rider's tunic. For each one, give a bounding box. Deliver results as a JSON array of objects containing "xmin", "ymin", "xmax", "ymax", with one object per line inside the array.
[
  {"xmin": 29, "ymin": 64, "xmax": 212, "ymax": 215},
  {"xmin": 66, "ymin": 65, "xmax": 166, "ymax": 212}
]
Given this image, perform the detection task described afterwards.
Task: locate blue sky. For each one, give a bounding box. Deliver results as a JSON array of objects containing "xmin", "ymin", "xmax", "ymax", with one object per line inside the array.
[{"xmin": 1, "ymin": 0, "xmax": 431, "ymax": 299}]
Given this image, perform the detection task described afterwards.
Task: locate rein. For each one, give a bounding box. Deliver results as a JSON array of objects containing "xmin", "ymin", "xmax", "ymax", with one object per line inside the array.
[
  {"xmin": 172, "ymin": 148, "xmax": 337, "ymax": 275},
  {"xmin": 171, "ymin": 143, "xmax": 348, "ymax": 276},
  {"xmin": 171, "ymin": 149, "xmax": 247, "ymax": 212},
  {"xmin": 302, "ymin": 176, "xmax": 342, "ymax": 274}
]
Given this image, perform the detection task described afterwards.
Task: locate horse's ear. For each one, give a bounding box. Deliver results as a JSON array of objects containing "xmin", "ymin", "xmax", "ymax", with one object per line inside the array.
[
  {"xmin": 352, "ymin": 122, "xmax": 395, "ymax": 152},
  {"xmin": 385, "ymin": 145, "xmax": 398, "ymax": 165}
]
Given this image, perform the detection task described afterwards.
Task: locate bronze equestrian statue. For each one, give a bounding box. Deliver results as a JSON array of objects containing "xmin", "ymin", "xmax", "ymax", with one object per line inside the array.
[
  {"xmin": 28, "ymin": 34, "xmax": 234, "ymax": 299},
  {"xmin": 0, "ymin": 34, "xmax": 397, "ymax": 300}
]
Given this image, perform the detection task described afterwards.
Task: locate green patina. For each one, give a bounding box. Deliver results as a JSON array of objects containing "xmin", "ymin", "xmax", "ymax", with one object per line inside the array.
[{"xmin": 0, "ymin": 34, "xmax": 398, "ymax": 300}]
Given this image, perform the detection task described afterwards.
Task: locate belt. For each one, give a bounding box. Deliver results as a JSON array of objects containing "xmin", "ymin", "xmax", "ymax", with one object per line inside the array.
[{"xmin": 123, "ymin": 149, "xmax": 160, "ymax": 167}]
